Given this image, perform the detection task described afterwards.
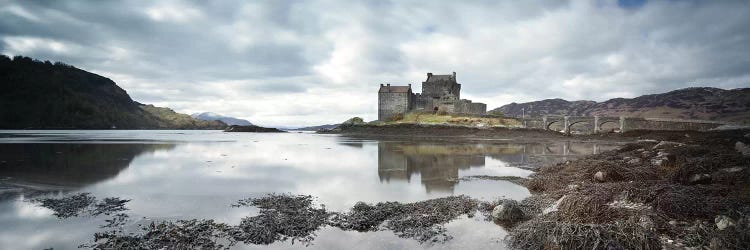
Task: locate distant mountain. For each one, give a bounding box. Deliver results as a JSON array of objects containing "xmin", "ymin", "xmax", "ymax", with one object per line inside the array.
[
  {"xmin": 191, "ymin": 112, "xmax": 253, "ymax": 126},
  {"xmin": 0, "ymin": 55, "xmax": 226, "ymax": 129},
  {"xmin": 491, "ymin": 87, "xmax": 750, "ymax": 123},
  {"xmin": 289, "ymin": 124, "xmax": 340, "ymax": 131}
]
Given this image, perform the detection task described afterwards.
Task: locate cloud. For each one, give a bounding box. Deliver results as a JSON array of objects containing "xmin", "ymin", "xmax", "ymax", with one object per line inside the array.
[{"xmin": 1, "ymin": 0, "xmax": 749, "ymax": 126}]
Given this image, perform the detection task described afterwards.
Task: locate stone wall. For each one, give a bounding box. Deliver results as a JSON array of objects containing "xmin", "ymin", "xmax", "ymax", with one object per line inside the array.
[{"xmin": 378, "ymin": 92, "xmax": 412, "ymax": 121}]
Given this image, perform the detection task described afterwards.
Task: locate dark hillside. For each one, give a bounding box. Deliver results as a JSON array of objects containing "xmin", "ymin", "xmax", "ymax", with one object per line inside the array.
[{"xmin": 0, "ymin": 55, "xmax": 225, "ymax": 129}]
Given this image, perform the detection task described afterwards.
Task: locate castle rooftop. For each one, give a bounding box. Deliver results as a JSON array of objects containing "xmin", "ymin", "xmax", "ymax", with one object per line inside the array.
[{"xmin": 378, "ymin": 84, "xmax": 412, "ymax": 93}]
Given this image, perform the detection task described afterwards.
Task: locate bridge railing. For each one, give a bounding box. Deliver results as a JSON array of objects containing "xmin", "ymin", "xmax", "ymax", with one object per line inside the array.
[{"xmin": 520, "ymin": 115, "xmax": 726, "ymax": 134}]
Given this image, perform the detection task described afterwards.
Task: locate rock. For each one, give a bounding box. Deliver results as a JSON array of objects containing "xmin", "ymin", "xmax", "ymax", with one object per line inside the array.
[
  {"xmin": 715, "ymin": 215, "xmax": 735, "ymax": 230},
  {"xmin": 627, "ymin": 158, "xmax": 641, "ymax": 164},
  {"xmin": 566, "ymin": 184, "xmax": 580, "ymax": 190},
  {"xmin": 668, "ymin": 220, "xmax": 678, "ymax": 226},
  {"xmin": 653, "ymin": 141, "xmax": 684, "ymax": 150},
  {"xmin": 720, "ymin": 167, "xmax": 745, "ymax": 173},
  {"xmin": 543, "ymin": 196, "xmax": 566, "ymax": 215},
  {"xmin": 594, "ymin": 171, "xmax": 607, "ymax": 182},
  {"xmin": 651, "ymin": 152, "xmax": 671, "ymax": 166},
  {"xmin": 688, "ymin": 174, "xmax": 711, "ymax": 185},
  {"xmin": 341, "ymin": 117, "xmax": 365, "ymax": 126},
  {"xmin": 491, "ymin": 200, "xmax": 524, "ymax": 223},
  {"xmin": 736, "ymin": 142, "xmax": 750, "ymax": 156}
]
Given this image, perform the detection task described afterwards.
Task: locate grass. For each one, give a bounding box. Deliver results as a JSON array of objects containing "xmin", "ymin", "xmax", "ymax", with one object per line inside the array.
[{"xmin": 387, "ymin": 112, "xmax": 521, "ymax": 127}]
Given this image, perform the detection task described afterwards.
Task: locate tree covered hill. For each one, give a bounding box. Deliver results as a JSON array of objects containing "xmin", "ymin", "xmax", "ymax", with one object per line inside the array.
[{"xmin": 0, "ymin": 55, "xmax": 226, "ymax": 129}]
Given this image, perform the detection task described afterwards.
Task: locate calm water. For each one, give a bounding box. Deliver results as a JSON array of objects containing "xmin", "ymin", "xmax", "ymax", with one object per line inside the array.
[{"xmin": 0, "ymin": 130, "xmax": 619, "ymax": 249}]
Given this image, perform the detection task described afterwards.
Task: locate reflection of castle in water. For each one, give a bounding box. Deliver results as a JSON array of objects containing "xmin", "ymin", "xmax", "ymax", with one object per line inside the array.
[
  {"xmin": 378, "ymin": 143, "xmax": 486, "ymax": 193},
  {"xmin": 377, "ymin": 141, "xmax": 616, "ymax": 193}
]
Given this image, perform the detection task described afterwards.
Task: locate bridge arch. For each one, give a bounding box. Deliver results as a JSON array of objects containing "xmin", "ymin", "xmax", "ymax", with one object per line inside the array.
[
  {"xmin": 598, "ymin": 120, "xmax": 619, "ymax": 132},
  {"xmin": 567, "ymin": 120, "xmax": 592, "ymax": 134},
  {"xmin": 545, "ymin": 120, "xmax": 563, "ymax": 131}
]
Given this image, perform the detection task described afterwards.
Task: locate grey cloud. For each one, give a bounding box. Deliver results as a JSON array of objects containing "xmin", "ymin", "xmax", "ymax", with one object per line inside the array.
[{"xmin": 1, "ymin": 0, "xmax": 749, "ymax": 126}]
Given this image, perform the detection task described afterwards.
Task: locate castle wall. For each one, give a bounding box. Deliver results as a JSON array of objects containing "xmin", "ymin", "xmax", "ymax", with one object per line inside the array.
[
  {"xmin": 378, "ymin": 92, "xmax": 411, "ymax": 121},
  {"xmin": 452, "ymin": 99, "xmax": 487, "ymax": 115},
  {"xmin": 468, "ymin": 103, "xmax": 487, "ymax": 115},
  {"xmin": 438, "ymin": 103, "xmax": 455, "ymax": 113}
]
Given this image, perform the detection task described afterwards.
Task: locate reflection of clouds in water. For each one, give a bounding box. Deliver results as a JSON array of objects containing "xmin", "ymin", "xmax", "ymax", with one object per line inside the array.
[
  {"xmin": 0, "ymin": 200, "xmax": 102, "ymax": 250},
  {"xmin": 13, "ymin": 197, "xmax": 52, "ymax": 219},
  {"xmin": 0, "ymin": 131, "xmax": 622, "ymax": 249}
]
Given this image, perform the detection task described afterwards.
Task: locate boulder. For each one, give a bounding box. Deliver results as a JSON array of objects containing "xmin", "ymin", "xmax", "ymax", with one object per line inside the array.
[
  {"xmin": 491, "ymin": 200, "xmax": 524, "ymax": 223},
  {"xmin": 651, "ymin": 152, "xmax": 671, "ymax": 166},
  {"xmin": 594, "ymin": 171, "xmax": 607, "ymax": 182},
  {"xmin": 736, "ymin": 142, "xmax": 750, "ymax": 156},
  {"xmin": 688, "ymin": 174, "xmax": 711, "ymax": 185},
  {"xmin": 715, "ymin": 215, "xmax": 735, "ymax": 230}
]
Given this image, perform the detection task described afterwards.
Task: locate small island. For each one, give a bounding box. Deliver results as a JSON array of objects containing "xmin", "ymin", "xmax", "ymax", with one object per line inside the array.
[{"xmin": 223, "ymin": 125, "xmax": 285, "ymax": 133}]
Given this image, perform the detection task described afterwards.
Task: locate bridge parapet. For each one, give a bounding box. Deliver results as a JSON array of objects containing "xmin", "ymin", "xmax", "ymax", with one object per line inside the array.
[{"xmin": 521, "ymin": 115, "xmax": 725, "ymax": 134}]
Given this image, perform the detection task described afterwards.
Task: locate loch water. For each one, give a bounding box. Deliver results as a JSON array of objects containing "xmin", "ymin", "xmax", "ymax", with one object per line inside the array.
[{"xmin": 0, "ymin": 130, "xmax": 620, "ymax": 249}]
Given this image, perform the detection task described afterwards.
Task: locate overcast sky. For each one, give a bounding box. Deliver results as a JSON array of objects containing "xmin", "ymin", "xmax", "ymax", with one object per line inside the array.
[{"xmin": 1, "ymin": 0, "xmax": 749, "ymax": 126}]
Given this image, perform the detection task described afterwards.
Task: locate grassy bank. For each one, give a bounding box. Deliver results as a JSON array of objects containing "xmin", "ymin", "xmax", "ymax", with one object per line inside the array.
[{"xmin": 384, "ymin": 112, "xmax": 521, "ymax": 127}]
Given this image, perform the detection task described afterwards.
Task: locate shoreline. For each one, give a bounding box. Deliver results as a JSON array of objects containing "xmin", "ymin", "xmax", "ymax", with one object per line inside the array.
[{"xmin": 506, "ymin": 129, "xmax": 750, "ymax": 249}]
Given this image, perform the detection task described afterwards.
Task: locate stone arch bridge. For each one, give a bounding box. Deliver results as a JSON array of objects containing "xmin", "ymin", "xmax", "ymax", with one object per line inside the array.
[{"xmin": 521, "ymin": 116, "xmax": 726, "ymax": 134}]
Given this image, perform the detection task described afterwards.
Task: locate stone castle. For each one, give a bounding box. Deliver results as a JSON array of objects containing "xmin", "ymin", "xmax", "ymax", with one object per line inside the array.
[{"xmin": 378, "ymin": 72, "xmax": 487, "ymax": 121}]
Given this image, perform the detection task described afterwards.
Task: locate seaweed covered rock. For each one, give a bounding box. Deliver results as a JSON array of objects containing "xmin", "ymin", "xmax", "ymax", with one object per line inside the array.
[
  {"xmin": 33, "ymin": 193, "xmax": 130, "ymax": 219},
  {"xmin": 491, "ymin": 200, "xmax": 524, "ymax": 223},
  {"xmin": 506, "ymin": 216, "xmax": 661, "ymax": 250},
  {"xmin": 330, "ymin": 196, "xmax": 478, "ymax": 243},
  {"xmin": 518, "ymin": 130, "xmax": 750, "ymax": 249},
  {"xmin": 230, "ymin": 194, "xmax": 328, "ymax": 245}
]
